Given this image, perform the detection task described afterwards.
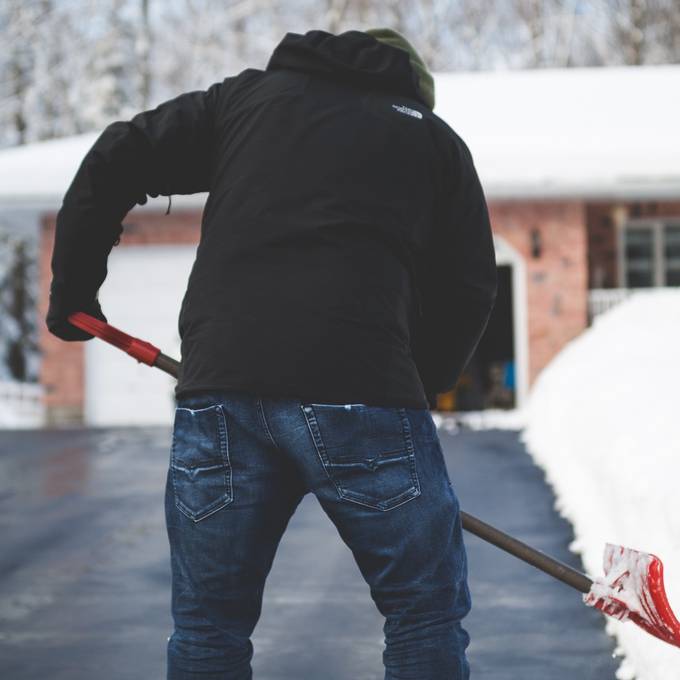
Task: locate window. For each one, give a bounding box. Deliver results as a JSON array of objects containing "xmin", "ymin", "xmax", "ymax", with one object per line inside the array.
[
  {"xmin": 620, "ymin": 220, "xmax": 680, "ymax": 288},
  {"xmin": 623, "ymin": 227, "xmax": 654, "ymax": 287},
  {"xmin": 665, "ymin": 225, "xmax": 680, "ymax": 286}
]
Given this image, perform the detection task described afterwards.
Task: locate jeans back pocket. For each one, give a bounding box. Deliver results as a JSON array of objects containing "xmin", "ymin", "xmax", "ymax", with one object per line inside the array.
[
  {"xmin": 301, "ymin": 403, "xmax": 421, "ymax": 511},
  {"xmin": 171, "ymin": 403, "xmax": 233, "ymax": 522}
]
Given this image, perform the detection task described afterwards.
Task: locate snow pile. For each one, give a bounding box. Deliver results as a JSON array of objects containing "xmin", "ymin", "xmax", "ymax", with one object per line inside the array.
[
  {"xmin": 433, "ymin": 408, "xmax": 527, "ymax": 433},
  {"xmin": 520, "ymin": 288, "xmax": 680, "ymax": 680}
]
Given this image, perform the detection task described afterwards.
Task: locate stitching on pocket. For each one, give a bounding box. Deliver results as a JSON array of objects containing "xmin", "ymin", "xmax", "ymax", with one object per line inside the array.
[
  {"xmin": 171, "ymin": 403, "xmax": 233, "ymax": 522},
  {"xmin": 300, "ymin": 403, "xmax": 421, "ymax": 512}
]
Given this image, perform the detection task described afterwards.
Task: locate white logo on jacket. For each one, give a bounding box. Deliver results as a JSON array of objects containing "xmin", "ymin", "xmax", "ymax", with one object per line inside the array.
[{"xmin": 391, "ymin": 104, "xmax": 423, "ymax": 119}]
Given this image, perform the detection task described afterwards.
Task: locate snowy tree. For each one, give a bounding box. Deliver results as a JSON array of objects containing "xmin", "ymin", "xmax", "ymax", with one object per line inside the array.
[
  {"xmin": 0, "ymin": 229, "xmax": 39, "ymax": 382},
  {"xmin": 138, "ymin": 0, "xmax": 153, "ymax": 109},
  {"xmin": 0, "ymin": 0, "xmax": 40, "ymax": 146},
  {"xmin": 78, "ymin": 0, "xmax": 141, "ymax": 130},
  {"xmin": 504, "ymin": 0, "xmax": 601, "ymax": 68},
  {"xmin": 22, "ymin": 1, "xmax": 85, "ymax": 142},
  {"xmin": 658, "ymin": 0, "xmax": 680, "ymax": 62},
  {"xmin": 152, "ymin": 0, "xmax": 286, "ymax": 98},
  {"xmin": 0, "ymin": 0, "xmax": 93, "ymax": 145},
  {"xmin": 3, "ymin": 0, "xmax": 680, "ymax": 151},
  {"xmin": 602, "ymin": 0, "xmax": 680, "ymax": 65}
]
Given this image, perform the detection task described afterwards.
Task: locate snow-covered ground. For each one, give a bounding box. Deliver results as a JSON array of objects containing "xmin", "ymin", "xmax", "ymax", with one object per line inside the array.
[
  {"xmin": 439, "ymin": 290, "xmax": 680, "ymax": 679},
  {"xmin": 432, "ymin": 407, "xmax": 527, "ymax": 433}
]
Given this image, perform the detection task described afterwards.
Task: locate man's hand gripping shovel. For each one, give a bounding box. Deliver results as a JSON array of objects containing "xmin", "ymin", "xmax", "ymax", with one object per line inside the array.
[{"xmin": 68, "ymin": 311, "xmax": 680, "ymax": 649}]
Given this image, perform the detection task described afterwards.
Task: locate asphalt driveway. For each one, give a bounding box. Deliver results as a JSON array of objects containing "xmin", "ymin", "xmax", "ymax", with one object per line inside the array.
[{"xmin": 0, "ymin": 422, "xmax": 619, "ymax": 679}]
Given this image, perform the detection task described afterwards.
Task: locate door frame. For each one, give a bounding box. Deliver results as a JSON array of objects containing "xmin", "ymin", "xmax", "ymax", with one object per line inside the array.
[{"xmin": 492, "ymin": 234, "xmax": 529, "ymax": 409}]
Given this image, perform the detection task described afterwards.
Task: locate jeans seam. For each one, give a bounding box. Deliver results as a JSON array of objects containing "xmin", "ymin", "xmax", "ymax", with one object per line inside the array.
[
  {"xmin": 399, "ymin": 408, "xmax": 421, "ymax": 495},
  {"xmin": 299, "ymin": 404, "xmax": 345, "ymax": 499},
  {"xmin": 257, "ymin": 398, "xmax": 280, "ymax": 450}
]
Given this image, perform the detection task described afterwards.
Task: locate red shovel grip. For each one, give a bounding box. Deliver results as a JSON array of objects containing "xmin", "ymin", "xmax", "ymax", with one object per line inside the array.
[{"xmin": 68, "ymin": 311, "xmax": 161, "ymax": 367}]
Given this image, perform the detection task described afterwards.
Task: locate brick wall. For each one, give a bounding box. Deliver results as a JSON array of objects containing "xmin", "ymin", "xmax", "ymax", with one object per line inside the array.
[
  {"xmin": 39, "ymin": 209, "xmax": 201, "ymax": 425},
  {"xmin": 488, "ymin": 200, "xmax": 589, "ymax": 386}
]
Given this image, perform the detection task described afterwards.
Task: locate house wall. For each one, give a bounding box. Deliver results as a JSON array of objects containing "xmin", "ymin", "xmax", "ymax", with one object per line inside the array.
[
  {"xmin": 39, "ymin": 210, "xmax": 201, "ymax": 425},
  {"xmin": 488, "ymin": 201, "xmax": 589, "ymax": 386},
  {"xmin": 587, "ymin": 201, "xmax": 680, "ymax": 289},
  {"xmin": 38, "ymin": 200, "xmax": 590, "ymax": 423}
]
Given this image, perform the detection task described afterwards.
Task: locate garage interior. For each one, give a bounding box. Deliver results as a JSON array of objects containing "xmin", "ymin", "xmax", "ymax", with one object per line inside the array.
[{"xmin": 436, "ymin": 264, "xmax": 515, "ymax": 411}]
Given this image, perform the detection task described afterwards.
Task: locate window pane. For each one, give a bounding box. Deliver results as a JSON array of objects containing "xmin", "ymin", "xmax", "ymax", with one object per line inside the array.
[
  {"xmin": 624, "ymin": 227, "xmax": 654, "ymax": 287},
  {"xmin": 664, "ymin": 225, "xmax": 680, "ymax": 287},
  {"xmin": 667, "ymin": 270, "xmax": 680, "ymax": 286}
]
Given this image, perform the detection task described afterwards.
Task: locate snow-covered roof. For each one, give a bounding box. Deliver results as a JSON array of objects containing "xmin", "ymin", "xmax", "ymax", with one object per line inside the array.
[
  {"xmin": 0, "ymin": 133, "xmax": 99, "ymax": 209},
  {"xmin": 0, "ymin": 64, "xmax": 679, "ymax": 211},
  {"xmin": 434, "ymin": 64, "xmax": 680, "ymax": 200}
]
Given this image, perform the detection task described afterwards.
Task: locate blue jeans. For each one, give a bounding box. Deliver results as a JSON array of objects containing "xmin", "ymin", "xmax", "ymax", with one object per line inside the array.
[{"xmin": 165, "ymin": 389, "xmax": 471, "ymax": 679}]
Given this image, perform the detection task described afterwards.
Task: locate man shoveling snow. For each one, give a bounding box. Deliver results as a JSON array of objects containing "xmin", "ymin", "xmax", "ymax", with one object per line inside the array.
[{"xmin": 46, "ymin": 28, "xmax": 498, "ymax": 680}]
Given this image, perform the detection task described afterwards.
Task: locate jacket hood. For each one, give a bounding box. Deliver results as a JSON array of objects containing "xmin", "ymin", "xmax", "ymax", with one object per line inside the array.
[{"xmin": 265, "ymin": 29, "xmax": 428, "ymax": 109}]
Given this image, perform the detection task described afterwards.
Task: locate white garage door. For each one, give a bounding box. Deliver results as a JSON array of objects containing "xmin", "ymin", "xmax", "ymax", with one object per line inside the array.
[{"xmin": 84, "ymin": 244, "xmax": 196, "ymax": 426}]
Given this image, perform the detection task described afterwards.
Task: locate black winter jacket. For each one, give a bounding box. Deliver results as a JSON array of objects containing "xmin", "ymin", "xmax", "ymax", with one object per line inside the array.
[{"xmin": 46, "ymin": 29, "xmax": 498, "ymax": 409}]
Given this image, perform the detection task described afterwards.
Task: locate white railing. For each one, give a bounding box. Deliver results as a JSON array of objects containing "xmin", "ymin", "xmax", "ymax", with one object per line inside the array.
[
  {"xmin": 0, "ymin": 380, "xmax": 46, "ymax": 428},
  {"xmin": 588, "ymin": 288, "xmax": 636, "ymax": 320},
  {"xmin": 588, "ymin": 287, "xmax": 677, "ymax": 322}
]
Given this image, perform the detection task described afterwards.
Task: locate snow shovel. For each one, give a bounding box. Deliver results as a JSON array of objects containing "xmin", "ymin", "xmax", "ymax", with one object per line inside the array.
[{"xmin": 67, "ymin": 310, "xmax": 680, "ymax": 649}]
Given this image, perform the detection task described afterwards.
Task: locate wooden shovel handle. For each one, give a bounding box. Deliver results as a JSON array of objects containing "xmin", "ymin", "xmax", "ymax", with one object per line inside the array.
[{"xmin": 461, "ymin": 511, "xmax": 593, "ymax": 593}]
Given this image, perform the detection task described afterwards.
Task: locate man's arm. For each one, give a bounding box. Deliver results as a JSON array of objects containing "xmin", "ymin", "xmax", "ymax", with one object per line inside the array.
[
  {"xmin": 46, "ymin": 79, "xmax": 225, "ymax": 341},
  {"xmin": 411, "ymin": 133, "xmax": 498, "ymax": 405}
]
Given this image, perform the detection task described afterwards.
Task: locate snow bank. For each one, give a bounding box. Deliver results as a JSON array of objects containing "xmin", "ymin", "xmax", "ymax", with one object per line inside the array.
[
  {"xmin": 432, "ymin": 408, "xmax": 527, "ymax": 433},
  {"xmin": 520, "ymin": 289, "xmax": 680, "ymax": 680}
]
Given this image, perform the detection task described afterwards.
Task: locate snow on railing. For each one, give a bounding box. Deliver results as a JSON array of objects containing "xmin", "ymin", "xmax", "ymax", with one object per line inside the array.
[
  {"xmin": 588, "ymin": 288, "xmax": 635, "ymax": 321},
  {"xmin": 0, "ymin": 380, "xmax": 46, "ymax": 428},
  {"xmin": 588, "ymin": 287, "xmax": 678, "ymax": 323}
]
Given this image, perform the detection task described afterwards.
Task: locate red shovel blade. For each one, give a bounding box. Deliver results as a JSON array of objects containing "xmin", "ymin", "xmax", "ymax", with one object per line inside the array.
[
  {"xmin": 67, "ymin": 311, "xmax": 161, "ymax": 367},
  {"xmin": 583, "ymin": 543, "xmax": 680, "ymax": 648}
]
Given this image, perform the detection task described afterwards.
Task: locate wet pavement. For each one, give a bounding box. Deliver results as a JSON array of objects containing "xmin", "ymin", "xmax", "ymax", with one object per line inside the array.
[{"xmin": 0, "ymin": 424, "xmax": 620, "ymax": 679}]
